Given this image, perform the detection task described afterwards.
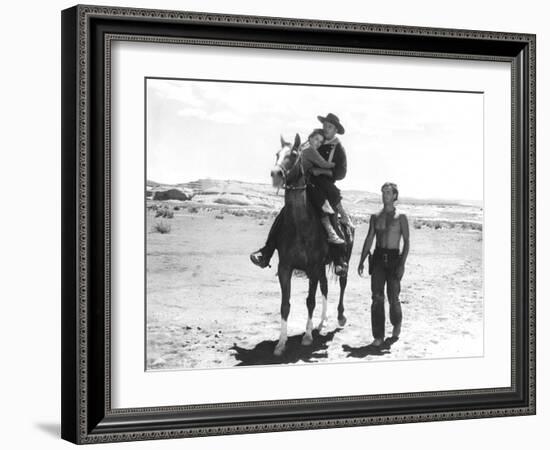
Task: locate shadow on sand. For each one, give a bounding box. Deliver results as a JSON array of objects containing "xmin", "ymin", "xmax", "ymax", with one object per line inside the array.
[
  {"xmin": 341, "ymin": 337, "xmax": 399, "ymax": 358},
  {"xmin": 231, "ymin": 328, "xmax": 342, "ymax": 366}
]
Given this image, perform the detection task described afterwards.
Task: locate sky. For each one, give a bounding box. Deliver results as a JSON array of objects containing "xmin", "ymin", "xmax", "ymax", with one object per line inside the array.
[{"xmin": 146, "ymin": 78, "xmax": 484, "ymax": 201}]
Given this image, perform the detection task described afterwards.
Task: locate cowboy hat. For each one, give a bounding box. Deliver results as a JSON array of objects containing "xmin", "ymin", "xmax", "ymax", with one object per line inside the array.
[{"xmin": 317, "ymin": 113, "xmax": 345, "ymax": 134}]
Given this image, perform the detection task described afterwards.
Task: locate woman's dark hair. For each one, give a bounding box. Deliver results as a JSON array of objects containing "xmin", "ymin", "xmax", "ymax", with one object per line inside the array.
[
  {"xmin": 381, "ymin": 182, "xmax": 399, "ymax": 201},
  {"xmin": 308, "ymin": 128, "xmax": 325, "ymax": 142}
]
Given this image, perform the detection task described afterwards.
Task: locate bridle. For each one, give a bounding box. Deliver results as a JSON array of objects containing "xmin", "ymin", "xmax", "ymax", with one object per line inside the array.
[{"xmin": 275, "ymin": 148, "xmax": 306, "ymax": 191}]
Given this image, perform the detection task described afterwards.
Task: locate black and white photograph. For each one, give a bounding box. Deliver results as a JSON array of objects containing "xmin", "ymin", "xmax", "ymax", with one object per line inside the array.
[
  {"xmin": 55, "ymin": 2, "xmax": 537, "ymax": 446},
  {"xmin": 145, "ymin": 77, "xmax": 484, "ymax": 371}
]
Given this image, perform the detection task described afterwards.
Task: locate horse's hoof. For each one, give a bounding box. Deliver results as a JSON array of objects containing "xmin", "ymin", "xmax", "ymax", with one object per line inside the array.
[
  {"xmin": 301, "ymin": 334, "xmax": 313, "ymax": 346},
  {"xmin": 338, "ymin": 316, "xmax": 347, "ymax": 327},
  {"xmin": 274, "ymin": 343, "xmax": 286, "ymax": 356},
  {"xmin": 316, "ymin": 321, "xmax": 326, "ymax": 333}
]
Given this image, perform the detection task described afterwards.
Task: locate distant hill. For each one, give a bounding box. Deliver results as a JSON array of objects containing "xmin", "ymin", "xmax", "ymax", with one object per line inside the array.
[
  {"xmin": 146, "ymin": 178, "xmax": 483, "ymax": 225},
  {"xmin": 148, "ymin": 178, "xmax": 480, "ymax": 205}
]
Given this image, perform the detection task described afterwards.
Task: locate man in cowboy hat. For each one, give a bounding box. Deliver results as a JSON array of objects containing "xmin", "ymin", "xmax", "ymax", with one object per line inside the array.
[
  {"xmin": 250, "ymin": 112, "xmax": 353, "ymax": 269},
  {"xmin": 310, "ymin": 113, "xmax": 354, "ymax": 229}
]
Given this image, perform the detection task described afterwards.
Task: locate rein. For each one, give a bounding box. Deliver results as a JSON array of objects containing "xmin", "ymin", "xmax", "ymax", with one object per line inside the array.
[{"xmin": 276, "ymin": 153, "xmax": 307, "ymax": 191}]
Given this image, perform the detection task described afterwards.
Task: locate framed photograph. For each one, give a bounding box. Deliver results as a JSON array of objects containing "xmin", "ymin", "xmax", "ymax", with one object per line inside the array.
[{"xmin": 61, "ymin": 4, "xmax": 536, "ymax": 444}]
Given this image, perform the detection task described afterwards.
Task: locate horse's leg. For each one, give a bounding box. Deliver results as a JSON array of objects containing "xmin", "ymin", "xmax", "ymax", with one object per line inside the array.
[
  {"xmin": 317, "ymin": 267, "xmax": 329, "ymax": 333},
  {"xmin": 274, "ymin": 265, "xmax": 292, "ymax": 356},
  {"xmin": 337, "ymin": 274, "xmax": 348, "ymax": 327},
  {"xmin": 302, "ymin": 273, "xmax": 319, "ymax": 346}
]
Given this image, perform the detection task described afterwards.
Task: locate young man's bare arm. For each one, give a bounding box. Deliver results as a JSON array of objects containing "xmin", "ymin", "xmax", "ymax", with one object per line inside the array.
[
  {"xmin": 399, "ymin": 214, "xmax": 410, "ymax": 265},
  {"xmin": 358, "ymin": 214, "xmax": 376, "ymax": 276},
  {"xmin": 396, "ymin": 214, "xmax": 409, "ymax": 281}
]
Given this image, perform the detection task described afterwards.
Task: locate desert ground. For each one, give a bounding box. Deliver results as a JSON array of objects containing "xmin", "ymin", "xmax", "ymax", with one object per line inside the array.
[{"xmin": 145, "ymin": 180, "xmax": 483, "ymax": 370}]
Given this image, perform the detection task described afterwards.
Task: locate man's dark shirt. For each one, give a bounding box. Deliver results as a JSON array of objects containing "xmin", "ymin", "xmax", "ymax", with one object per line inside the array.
[
  {"xmin": 259, "ymin": 137, "xmax": 347, "ymax": 259},
  {"xmin": 317, "ymin": 137, "xmax": 347, "ymax": 181}
]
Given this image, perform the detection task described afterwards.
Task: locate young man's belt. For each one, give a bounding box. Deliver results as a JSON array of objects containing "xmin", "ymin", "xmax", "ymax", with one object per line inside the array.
[{"xmin": 373, "ymin": 247, "xmax": 400, "ymax": 264}]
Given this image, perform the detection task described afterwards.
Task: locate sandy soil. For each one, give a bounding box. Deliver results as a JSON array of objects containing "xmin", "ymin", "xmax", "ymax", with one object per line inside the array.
[{"xmin": 146, "ymin": 206, "xmax": 483, "ymax": 371}]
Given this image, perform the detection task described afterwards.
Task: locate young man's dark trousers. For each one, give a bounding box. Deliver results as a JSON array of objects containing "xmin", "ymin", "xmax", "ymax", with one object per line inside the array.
[{"xmin": 370, "ymin": 248, "xmax": 403, "ymax": 340}]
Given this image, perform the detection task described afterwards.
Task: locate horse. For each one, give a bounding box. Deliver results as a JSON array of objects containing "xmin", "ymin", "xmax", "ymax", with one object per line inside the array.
[{"xmin": 269, "ymin": 133, "xmax": 354, "ymax": 356}]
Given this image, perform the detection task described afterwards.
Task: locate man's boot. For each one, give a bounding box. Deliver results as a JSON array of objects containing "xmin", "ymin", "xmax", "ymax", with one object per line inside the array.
[
  {"xmin": 250, "ymin": 248, "xmax": 271, "ymax": 268},
  {"xmin": 320, "ymin": 216, "xmax": 345, "ymax": 245},
  {"xmin": 335, "ymin": 202, "xmax": 355, "ymax": 231},
  {"xmin": 321, "ymin": 200, "xmax": 335, "ymax": 214}
]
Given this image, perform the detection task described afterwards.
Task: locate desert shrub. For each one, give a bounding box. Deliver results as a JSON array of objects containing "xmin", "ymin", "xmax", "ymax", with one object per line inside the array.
[
  {"xmin": 152, "ymin": 221, "xmax": 171, "ymax": 234},
  {"xmin": 413, "ymin": 218, "xmax": 481, "ymax": 231},
  {"xmin": 215, "ymin": 214, "xmax": 224, "ymax": 220},
  {"xmin": 173, "ymin": 205, "xmax": 180, "ymax": 211},
  {"xmin": 458, "ymin": 221, "xmax": 482, "ymax": 231},
  {"xmin": 231, "ymin": 210, "xmax": 245, "ymax": 217},
  {"xmin": 259, "ymin": 221, "xmax": 265, "ymax": 226},
  {"xmin": 188, "ymin": 206, "xmax": 199, "ymax": 214},
  {"xmin": 155, "ymin": 208, "xmax": 174, "ymax": 219}
]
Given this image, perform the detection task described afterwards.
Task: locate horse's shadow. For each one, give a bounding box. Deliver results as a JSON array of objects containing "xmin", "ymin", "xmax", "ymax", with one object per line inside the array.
[{"xmin": 231, "ymin": 328, "xmax": 341, "ymax": 366}]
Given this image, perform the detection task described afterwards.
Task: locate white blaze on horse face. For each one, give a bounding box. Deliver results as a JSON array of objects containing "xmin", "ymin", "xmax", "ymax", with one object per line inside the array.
[
  {"xmin": 275, "ymin": 144, "xmax": 292, "ymax": 168},
  {"xmin": 271, "ymin": 144, "xmax": 292, "ymax": 188}
]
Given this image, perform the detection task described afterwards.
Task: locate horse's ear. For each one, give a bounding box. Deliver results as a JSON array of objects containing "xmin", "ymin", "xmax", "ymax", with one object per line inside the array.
[
  {"xmin": 280, "ymin": 135, "xmax": 289, "ymax": 148},
  {"xmin": 293, "ymin": 133, "xmax": 301, "ymax": 150}
]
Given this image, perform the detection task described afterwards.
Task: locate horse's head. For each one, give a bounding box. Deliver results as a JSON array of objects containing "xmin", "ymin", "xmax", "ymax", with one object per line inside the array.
[{"xmin": 271, "ymin": 133, "xmax": 301, "ymax": 189}]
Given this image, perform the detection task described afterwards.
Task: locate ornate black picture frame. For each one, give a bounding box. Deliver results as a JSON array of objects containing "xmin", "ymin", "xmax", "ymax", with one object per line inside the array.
[{"xmin": 61, "ymin": 4, "xmax": 536, "ymax": 444}]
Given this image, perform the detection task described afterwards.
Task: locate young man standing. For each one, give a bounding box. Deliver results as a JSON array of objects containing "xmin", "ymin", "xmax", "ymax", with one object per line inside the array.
[{"xmin": 358, "ymin": 182, "xmax": 410, "ymax": 347}]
